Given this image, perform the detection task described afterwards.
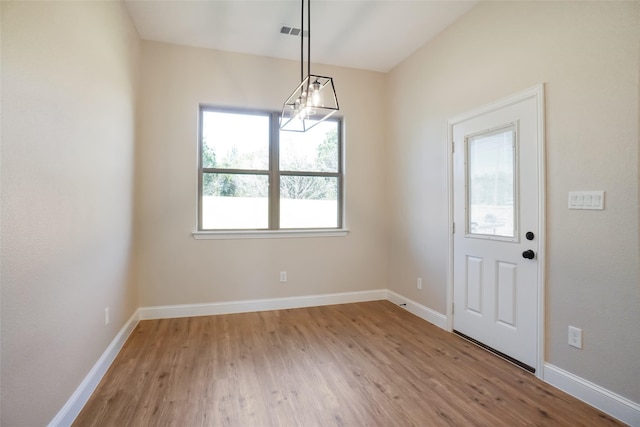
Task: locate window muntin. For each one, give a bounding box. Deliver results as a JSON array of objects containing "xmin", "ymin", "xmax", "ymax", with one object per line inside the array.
[{"xmin": 198, "ymin": 107, "xmax": 342, "ymax": 231}]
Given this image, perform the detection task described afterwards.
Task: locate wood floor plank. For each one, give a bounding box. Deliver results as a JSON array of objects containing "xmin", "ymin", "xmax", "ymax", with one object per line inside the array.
[{"xmin": 73, "ymin": 301, "xmax": 626, "ymax": 426}]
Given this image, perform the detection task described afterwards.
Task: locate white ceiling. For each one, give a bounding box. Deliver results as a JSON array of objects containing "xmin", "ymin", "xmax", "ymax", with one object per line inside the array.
[{"xmin": 124, "ymin": 0, "xmax": 477, "ymax": 73}]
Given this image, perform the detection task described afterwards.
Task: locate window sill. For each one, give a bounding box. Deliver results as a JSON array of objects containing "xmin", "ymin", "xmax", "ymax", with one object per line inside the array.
[{"xmin": 192, "ymin": 229, "xmax": 350, "ymax": 240}]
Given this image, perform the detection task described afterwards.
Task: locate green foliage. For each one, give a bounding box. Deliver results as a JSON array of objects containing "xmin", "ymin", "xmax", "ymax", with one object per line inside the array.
[
  {"xmin": 202, "ymin": 143, "xmax": 216, "ymax": 168},
  {"xmin": 201, "ymin": 142, "xmax": 217, "ymax": 196},
  {"xmin": 219, "ymin": 175, "xmax": 237, "ymax": 196},
  {"xmin": 203, "ymin": 125, "xmax": 339, "ymax": 200},
  {"xmin": 315, "ymin": 127, "xmax": 338, "ymax": 172}
]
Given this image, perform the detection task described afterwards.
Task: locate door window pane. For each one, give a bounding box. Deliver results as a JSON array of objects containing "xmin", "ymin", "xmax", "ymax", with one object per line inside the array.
[
  {"xmin": 202, "ymin": 173, "xmax": 269, "ymax": 229},
  {"xmin": 467, "ymin": 128, "xmax": 516, "ymax": 238}
]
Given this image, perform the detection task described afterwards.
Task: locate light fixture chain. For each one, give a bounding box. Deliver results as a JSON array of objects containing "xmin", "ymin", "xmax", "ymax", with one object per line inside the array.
[
  {"xmin": 300, "ymin": 0, "xmax": 304, "ymax": 83},
  {"xmin": 307, "ymin": 0, "xmax": 311, "ymax": 79}
]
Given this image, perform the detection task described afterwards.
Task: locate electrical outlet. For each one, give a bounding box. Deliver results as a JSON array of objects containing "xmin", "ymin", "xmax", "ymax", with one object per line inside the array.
[
  {"xmin": 280, "ymin": 271, "xmax": 287, "ymax": 283},
  {"xmin": 104, "ymin": 308, "xmax": 110, "ymax": 326},
  {"xmin": 568, "ymin": 326, "xmax": 582, "ymax": 349},
  {"xmin": 417, "ymin": 278, "xmax": 423, "ymax": 290}
]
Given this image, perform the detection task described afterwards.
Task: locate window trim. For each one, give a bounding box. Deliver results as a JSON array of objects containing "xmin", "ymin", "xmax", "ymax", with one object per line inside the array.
[
  {"xmin": 195, "ymin": 105, "xmax": 345, "ymax": 236},
  {"xmin": 192, "ymin": 228, "xmax": 349, "ymax": 240}
]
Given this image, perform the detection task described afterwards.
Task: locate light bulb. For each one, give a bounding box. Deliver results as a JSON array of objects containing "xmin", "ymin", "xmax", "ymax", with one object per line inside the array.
[
  {"xmin": 311, "ymin": 80, "xmax": 322, "ymax": 106},
  {"xmin": 293, "ymin": 97, "xmax": 304, "ymax": 121}
]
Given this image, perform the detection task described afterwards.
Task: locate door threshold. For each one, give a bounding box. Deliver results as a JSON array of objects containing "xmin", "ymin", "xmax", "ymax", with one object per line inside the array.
[{"xmin": 453, "ymin": 330, "xmax": 535, "ymax": 374}]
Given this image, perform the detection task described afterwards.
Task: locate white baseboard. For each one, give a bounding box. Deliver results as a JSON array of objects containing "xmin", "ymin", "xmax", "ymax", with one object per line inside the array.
[
  {"xmin": 138, "ymin": 289, "xmax": 388, "ymax": 320},
  {"xmin": 544, "ymin": 363, "xmax": 640, "ymax": 426},
  {"xmin": 48, "ymin": 310, "xmax": 140, "ymax": 427},
  {"xmin": 386, "ymin": 289, "xmax": 448, "ymax": 330}
]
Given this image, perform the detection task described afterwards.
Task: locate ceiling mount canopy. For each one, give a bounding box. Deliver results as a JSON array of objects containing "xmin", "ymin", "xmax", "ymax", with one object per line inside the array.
[{"xmin": 280, "ymin": 0, "xmax": 339, "ymax": 132}]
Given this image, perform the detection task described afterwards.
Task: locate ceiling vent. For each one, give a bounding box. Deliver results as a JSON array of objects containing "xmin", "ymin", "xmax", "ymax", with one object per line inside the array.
[{"xmin": 280, "ymin": 26, "xmax": 306, "ymax": 37}]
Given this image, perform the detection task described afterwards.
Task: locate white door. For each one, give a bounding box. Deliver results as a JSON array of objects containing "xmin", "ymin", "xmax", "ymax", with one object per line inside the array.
[{"xmin": 451, "ymin": 87, "xmax": 543, "ymax": 372}]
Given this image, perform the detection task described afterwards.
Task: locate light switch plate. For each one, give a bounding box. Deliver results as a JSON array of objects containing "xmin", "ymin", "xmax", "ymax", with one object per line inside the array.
[{"xmin": 568, "ymin": 191, "xmax": 604, "ymax": 210}]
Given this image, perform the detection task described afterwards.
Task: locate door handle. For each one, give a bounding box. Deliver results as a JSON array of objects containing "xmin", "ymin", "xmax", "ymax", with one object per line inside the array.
[{"xmin": 522, "ymin": 250, "xmax": 535, "ymax": 259}]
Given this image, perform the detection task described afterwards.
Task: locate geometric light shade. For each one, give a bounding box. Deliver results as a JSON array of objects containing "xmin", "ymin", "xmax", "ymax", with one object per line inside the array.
[{"xmin": 280, "ymin": 74, "xmax": 339, "ymax": 132}]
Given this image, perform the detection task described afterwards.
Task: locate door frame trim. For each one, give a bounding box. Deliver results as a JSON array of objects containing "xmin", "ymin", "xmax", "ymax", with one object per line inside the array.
[{"xmin": 446, "ymin": 84, "xmax": 546, "ymax": 379}]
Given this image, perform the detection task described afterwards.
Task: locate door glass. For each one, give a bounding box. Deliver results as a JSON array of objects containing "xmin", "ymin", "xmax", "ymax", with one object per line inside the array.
[{"xmin": 467, "ymin": 127, "xmax": 516, "ymax": 238}]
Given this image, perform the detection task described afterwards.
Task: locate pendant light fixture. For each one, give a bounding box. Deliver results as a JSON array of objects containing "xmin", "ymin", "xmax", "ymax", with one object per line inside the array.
[{"xmin": 280, "ymin": 0, "xmax": 339, "ymax": 132}]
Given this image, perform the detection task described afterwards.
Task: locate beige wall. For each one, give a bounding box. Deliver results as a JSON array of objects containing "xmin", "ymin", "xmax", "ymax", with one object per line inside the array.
[
  {"xmin": 2, "ymin": 1, "xmax": 639, "ymax": 423},
  {"xmin": 387, "ymin": 1, "xmax": 640, "ymax": 403},
  {"xmin": 0, "ymin": 2, "xmax": 140, "ymax": 425},
  {"xmin": 135, "ymin": 42, "xmax": 388, "ymax": 307}
]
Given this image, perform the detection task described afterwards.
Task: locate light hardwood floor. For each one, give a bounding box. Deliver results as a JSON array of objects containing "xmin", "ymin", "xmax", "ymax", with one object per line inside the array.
[{"xmin": 73, "ymin": 301, "xmax": 625, "ymax": 426}]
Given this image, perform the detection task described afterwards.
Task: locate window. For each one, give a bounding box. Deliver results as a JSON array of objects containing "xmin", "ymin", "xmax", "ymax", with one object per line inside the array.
[
  {"xmin": 198, "ymin": 107, "xmax": 343, "ymax": 232},
  {"xmin": 466, "ymin": 126, "xmax": 516, "ymax": 239}
]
